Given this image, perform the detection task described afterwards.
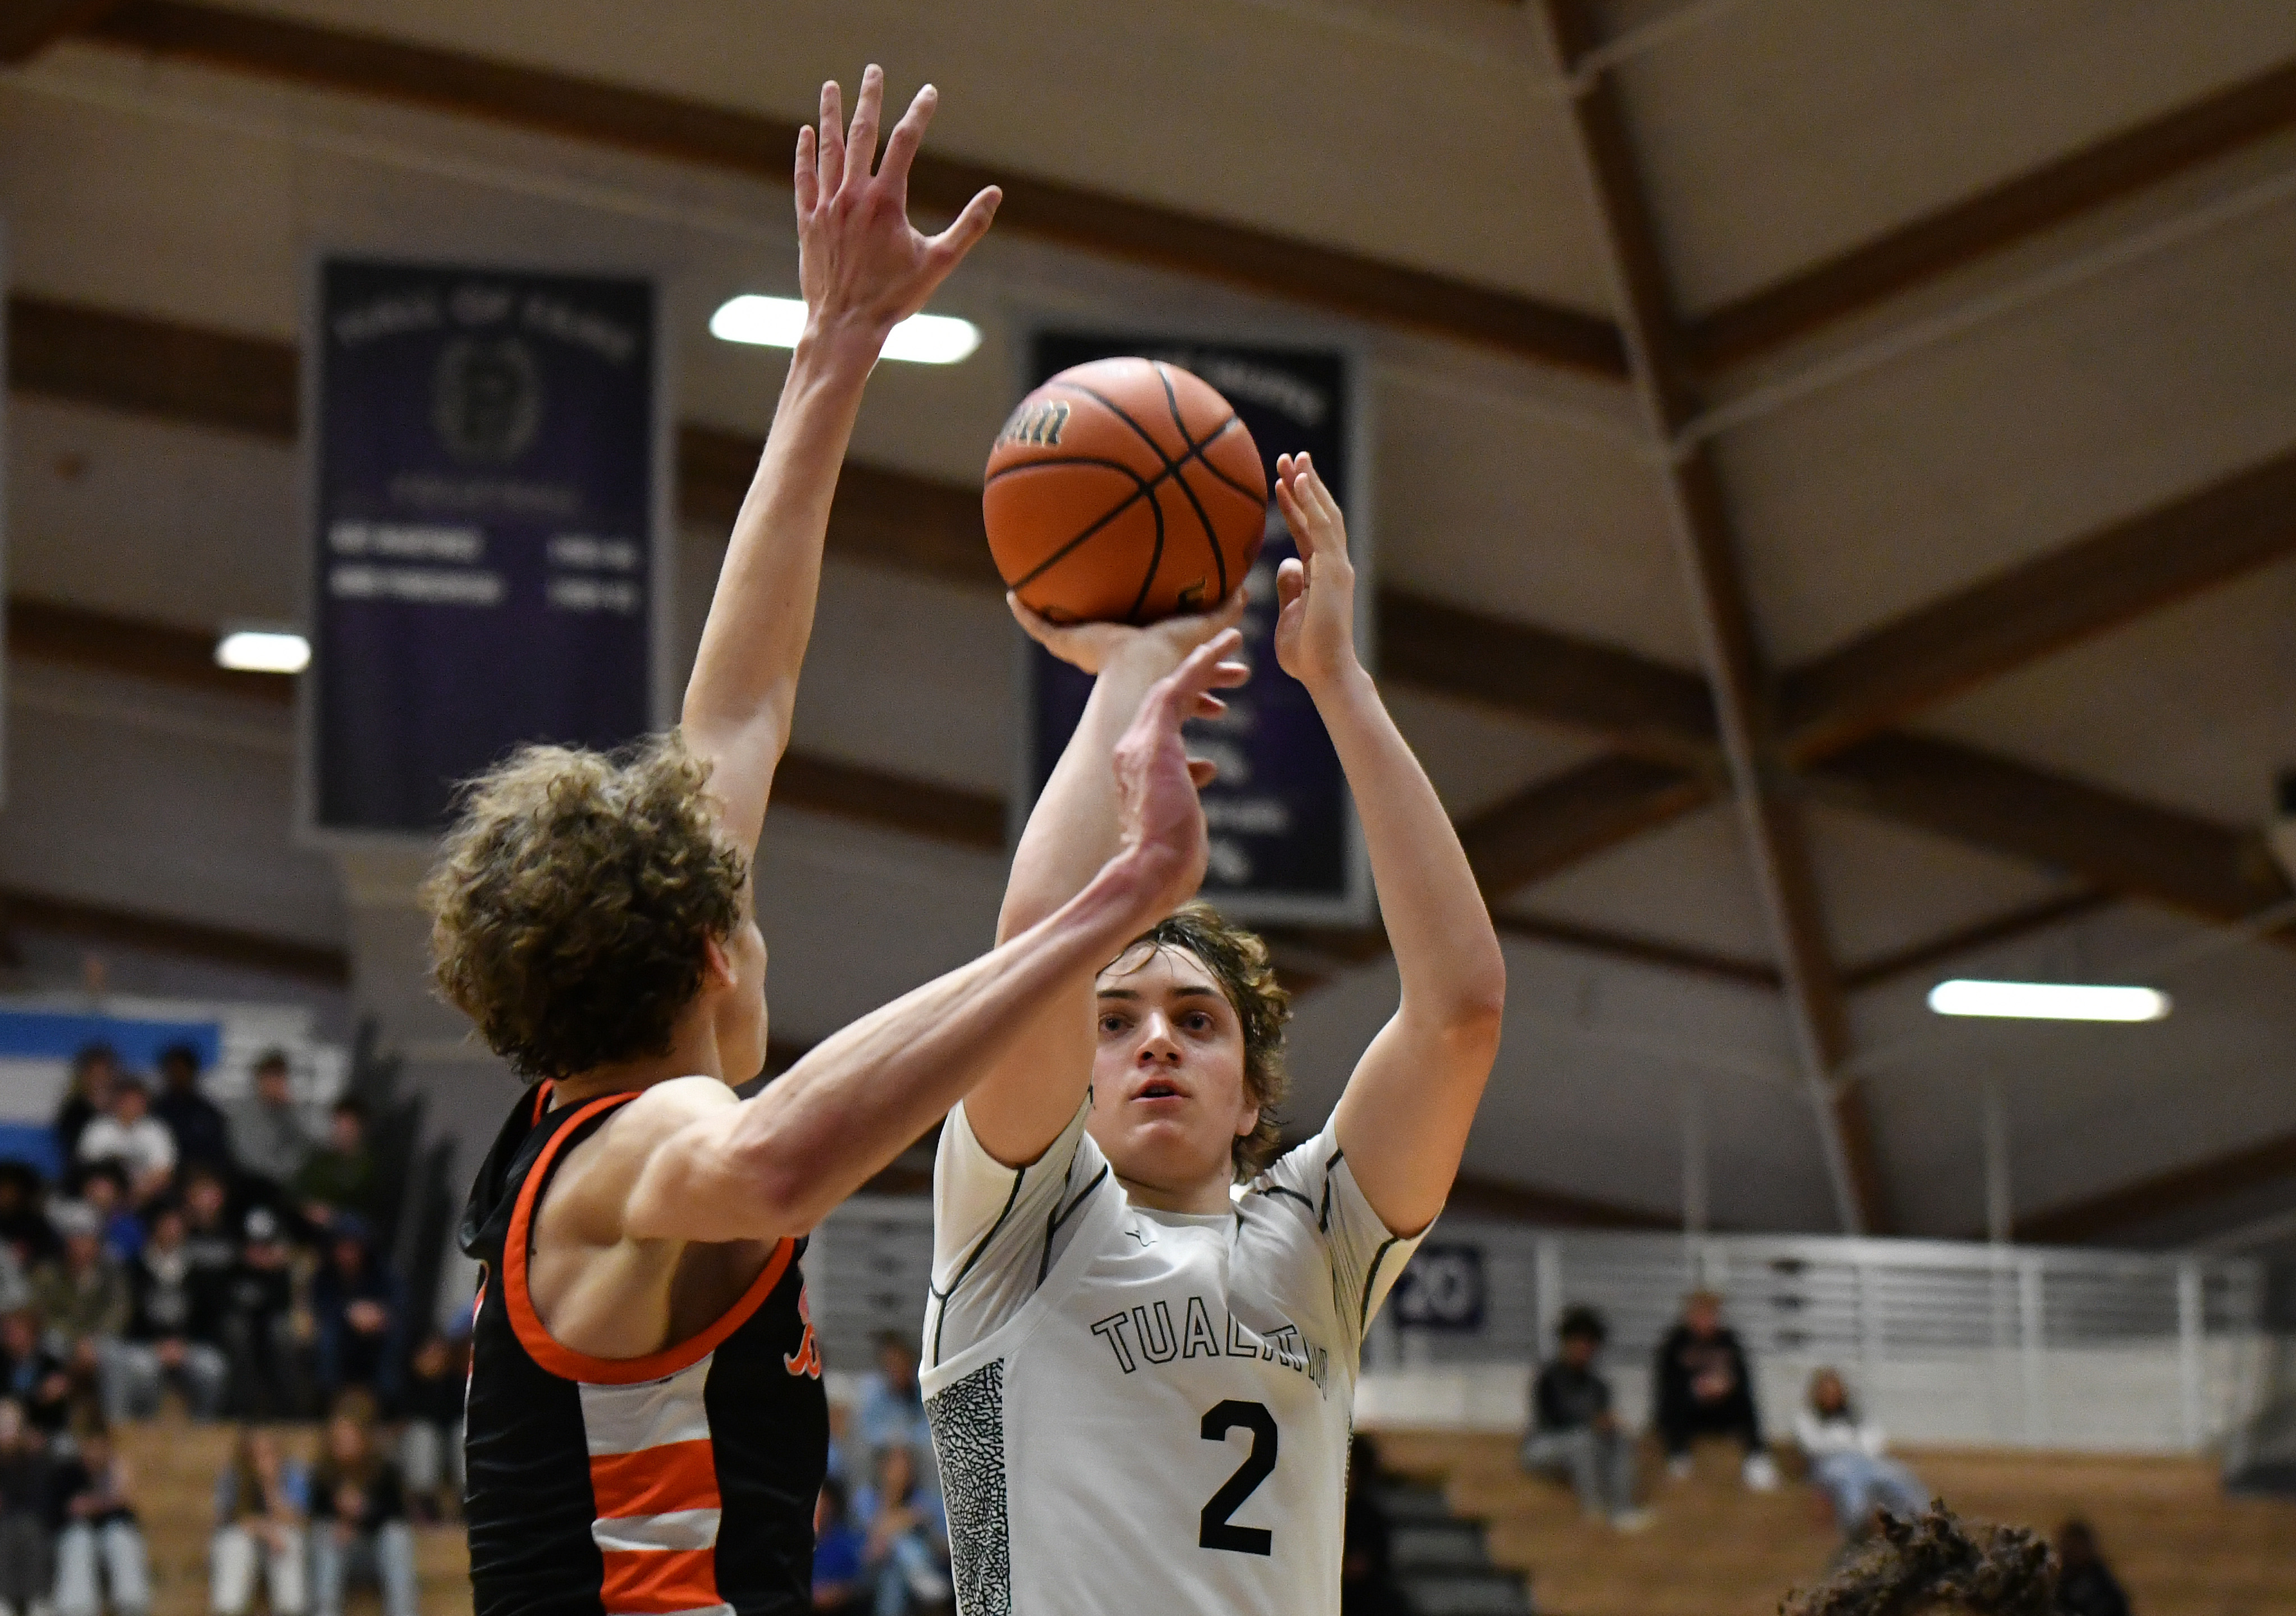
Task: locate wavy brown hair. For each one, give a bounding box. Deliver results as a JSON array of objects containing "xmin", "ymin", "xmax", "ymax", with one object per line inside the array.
[
  {"xmin": 422, "ymin": 733, "xmax": 746, "ymax": 1080},
  {"xmin": 1781, "ymin": 1505, "xmax": 2055, "ymax": 1616},
  {"xmin": 1112, "ymin": 902, "xmax": 1291, "ymax": 1178}
]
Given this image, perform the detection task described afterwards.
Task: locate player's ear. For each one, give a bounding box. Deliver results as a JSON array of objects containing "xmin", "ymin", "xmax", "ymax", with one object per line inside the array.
[{"xmin": 700, "ymin": 934, "xmax": 738, "ymax": 992}]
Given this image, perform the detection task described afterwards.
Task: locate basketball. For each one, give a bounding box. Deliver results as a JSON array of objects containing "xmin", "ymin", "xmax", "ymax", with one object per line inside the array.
[{"xmin": 984, "ymin": 357, "xmax": 1269, "ymax": 624}]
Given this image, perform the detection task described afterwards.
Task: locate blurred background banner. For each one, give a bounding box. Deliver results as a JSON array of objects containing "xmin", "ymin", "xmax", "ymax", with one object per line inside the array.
[
  {"xmin": 305, "ymin": 259, "xmax": 664, "ymax": 836},
  {"xmin": 1020, "ymin": 333, "xmax": 1371, "ymax": 925}
]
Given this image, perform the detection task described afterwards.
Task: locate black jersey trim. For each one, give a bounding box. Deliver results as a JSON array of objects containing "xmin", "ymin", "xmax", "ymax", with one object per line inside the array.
[
  {"xmin": 1256, "ymin": 1184, "xmax": 1316, "ymax": 1214},
  {"xmin": 1359, "ymin": 1234, "xmax": 1405, "ymax": 1336},
  {"xmin": 1037, "ymin": 1163, "xmax": 1109, "ymax": 1286},
  {"xmin": 931, "ymin": 1162, "xmax": 1030, "ymax": 1370}
]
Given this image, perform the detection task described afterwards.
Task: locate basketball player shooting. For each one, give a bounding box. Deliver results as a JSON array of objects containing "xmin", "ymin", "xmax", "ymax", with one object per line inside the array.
[
  {"xmin": 920, "ymin": 455, "xmax": 1508, "ymax": 1614},
  {"xmin": 428, "ymin": 69, "xmax": 1243, "ymax": 1616}
]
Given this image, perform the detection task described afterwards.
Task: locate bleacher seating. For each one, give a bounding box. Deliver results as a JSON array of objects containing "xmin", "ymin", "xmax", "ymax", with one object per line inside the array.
[
  {"xmin": 115, "ymin": 1417, "xmax": 470, "ymax": 1616},
  {"xmin": 1374, "ymin": 1429, "xmax": 2296, "ymax": 1616}
]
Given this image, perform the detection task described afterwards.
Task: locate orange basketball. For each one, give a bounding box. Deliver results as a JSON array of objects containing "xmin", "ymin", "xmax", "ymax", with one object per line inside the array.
[{"xmin": 984, "ymin": 357, "xmax": 1268, "ymax": 624}]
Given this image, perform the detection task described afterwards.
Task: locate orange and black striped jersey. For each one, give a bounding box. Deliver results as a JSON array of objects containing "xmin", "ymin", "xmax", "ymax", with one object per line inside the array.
[{"xmin": 459, "ymin": 1087, "xmax": 827, "ymax": 1616}]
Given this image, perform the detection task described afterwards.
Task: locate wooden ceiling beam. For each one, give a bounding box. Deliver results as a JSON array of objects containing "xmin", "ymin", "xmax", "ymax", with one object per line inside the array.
[
  {"xmin": 1686, "ymin": 57, "xmax": 2296, "ymax": 372},
  {"xmin": 1540, "ymin": 0, "xmax": 1885, "ymax": 1234},
  {"xmin": 78, "ymin": 0, "xmax": 1626, "ymax": 377},
  {"xmin": 1835, "ymin": 888, "xmax": 2115, "ymax": 994},
  {"xmin": 1807, "ymin": 733, "xmax": 2296, "ymax": 934},
  {"xmin": 2011, "ymin": 1126, "xmax": 2296, "ymax": 1246},
  {"xmin": 1459, "ymin": 755, "xmax": 1712, "ymax": 896},
  {"xmin": 1494, "ymin": 910, "xmax": 1780, "ymax": 990},
  {"xmin": 1780, "ymin": 445, "xmax": 2296, "ymax": 763},
  {"xmin": 7, "ymin": 294, "xmax": 296, "ymax": 437},
  {"xmin": 0, "ymin": 0, "xmax": 120, "ymax": 62}
]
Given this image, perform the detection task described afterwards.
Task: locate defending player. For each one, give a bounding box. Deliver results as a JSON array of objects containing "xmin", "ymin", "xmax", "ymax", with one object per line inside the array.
[
  {"xmin": 435, "ymin": 69, "xmax": 1245, "ymax": 1616},
  {"xmin": 920, "ymin": 455, "xmax": 1508, "ymax": 1614}
]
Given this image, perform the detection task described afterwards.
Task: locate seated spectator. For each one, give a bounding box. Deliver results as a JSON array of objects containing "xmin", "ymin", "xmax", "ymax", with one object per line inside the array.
[
  {"xmin": 223, "ymin": 1054, "xmax": 313, "ymax": 1203},
  {"xmin": 852, "ymin": 1445, "xmax": 949, "ymax": 1616},
  {"xmin": 396, "ymin": 1332, "xmax": 465, "ymax": 1521},
  {"xmin": 1780, "ymin": 1503, "xmax": 2053, "ymax": 1616},
  {"xmin": 1795, "ymin": 1368, "xmax": 1928, "ymax": 1539},
  {"xmin": 152, "ymin": 1047, "xmax": 232, "ymax": 1177},
  {"xmin": 1521, "ymin": 1304, "xmax": 1648, "ymax": 1530},
  {"xmin": 0, "ymin": 1310, "xmax": 78, "ymax": 1438},
  {"xmin": 1653, "ymin": 1289, "xmax": 1777, "ymax": 1490},
  {"xmin": 52, "ymin": 1423, "xmax": 150, "ymax": 1616},
  {"xmin": 214, "ymin": 1211, "xmax": 300, "ymax": 1422},
  {"xmin": 212, "ymin": 1426, "xmax": 310, "ymax": 1616},
  {"xmin": 0, "ymin": 1165, "xmax": 59, "ymax": 1273},
  {"xmin": 116, "ymin": 1203, "xmax": 228, "ymax": 1422},
  {"xmin": 73, "ymin": 1168, "xmax": 143, "ymax": 1266},
  {"xmin": 1342, "ymin": 1435, "xmax": 1408, "ymax": 1616},
  {"xmin": 74, "ymin": 1081, "xmax": 172, "ymax": 1209},
  {"xmin": 856, "ymin": 1334, "xmax": 934, "ymax": 1476},
  {"xmin": 294, "ymin": 1102, "xmax": 376, "ymax": 1232},
  {"xmin": 812, "ymin": 1478, "xmax": 869, "ymax": 1614},
  {"xmin": 2053, "ymin": 1519, "xmax": 2130, "ymax": 1616},
  {"xmin": 178, "ymin": 1170, "xmax": 239, "ymax": 1275},
  {"xmin": 31, "ymin": 1204, "xmax": 129, "ymax": 1425},
  {"xmin": 308, "ymin": 1408, "xmax": 416, "ymax": 1616},
  {"xmin": 311, "ymin": 1221, "xmax": 401, "ymax": 1410},
  {"xmin": 53, "ymin": 1048, "xmax": 118, "ymax": 1167},
  {"xmin": 0, "ymin": 1399, "xmax": 54, "ymax": 1616}
]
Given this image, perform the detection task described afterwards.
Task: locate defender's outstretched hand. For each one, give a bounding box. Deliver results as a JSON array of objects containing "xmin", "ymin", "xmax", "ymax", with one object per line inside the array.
[
  {"xmin": 795, "ymin": 66, "xmax": 1000, "ymax": 340},
  {"xmin": 1272, "ymin": 452, "xmax": 1360, "ymax": 692},
  {"xmin": 1109, "ymin": 629, "xmax": 1247, "ymax": 924}
]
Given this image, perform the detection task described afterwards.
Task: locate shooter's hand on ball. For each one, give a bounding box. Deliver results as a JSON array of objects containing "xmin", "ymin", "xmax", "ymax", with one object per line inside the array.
[
  {"xmin": 1109, "ymin": 629, "xmax": 1248, "ymax": 921},
  {"xmin": 794, "ymin": 65, "xmax": 1000, "ymax": 346},
  {"xmin": 1008, "ymin": 587, "xmax": 1246, "ymax": 678},
  {"xmin": 1273, "ymin": 451, "xmax": 1361, "ymax": 693}
]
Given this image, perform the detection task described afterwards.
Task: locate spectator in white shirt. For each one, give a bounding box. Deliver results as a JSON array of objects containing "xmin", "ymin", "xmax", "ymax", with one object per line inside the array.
[
  {"xmin": 75, "ymin": 1078, "xmax": 175, "ymax": 1205},
  {"xmin": 1794, "ymin": 1368, "xmax": 1929, "ymax": 1539}
]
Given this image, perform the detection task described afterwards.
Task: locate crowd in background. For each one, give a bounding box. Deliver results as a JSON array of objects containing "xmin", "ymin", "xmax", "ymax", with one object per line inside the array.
[
  {"xmin": 1517, "ymin": 1290, "xmax": 2135, "ymax": 1613},
  {"xmin": 813, "ymin": 1335, "xmax": 950, "ymax": 1616},
  {"xmin": 0, "ymin": 1041, "xmax": 468, "ymax": 1616}
]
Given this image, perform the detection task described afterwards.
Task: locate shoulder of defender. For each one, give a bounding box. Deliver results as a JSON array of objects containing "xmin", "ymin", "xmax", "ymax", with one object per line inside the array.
[{"xmin": 541, "ymin": 1078, "xmax": 737, "ymax": 1245}]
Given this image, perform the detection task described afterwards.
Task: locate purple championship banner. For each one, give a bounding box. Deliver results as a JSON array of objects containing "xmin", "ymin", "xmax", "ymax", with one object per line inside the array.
[
  {"xmin": 1021, "ymin": 335, "xmax": 1371, "ymax": 926},
  {"xmin": 306, "ymin": 260, "xmax": 664, "ymax": 836}
]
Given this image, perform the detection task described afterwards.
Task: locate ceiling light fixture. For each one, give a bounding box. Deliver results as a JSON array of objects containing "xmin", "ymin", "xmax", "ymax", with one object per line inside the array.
[
  {"xmin": 214, "ymin": 629, "xmax": 311, "ymax": 675},
  {"xmin": 708, "ymin": 295, "xmax": 981, "ymax": 364},
  {"xmin": 1927, "ymin": 979, "xmax": 2169, "ymax": 1023}
]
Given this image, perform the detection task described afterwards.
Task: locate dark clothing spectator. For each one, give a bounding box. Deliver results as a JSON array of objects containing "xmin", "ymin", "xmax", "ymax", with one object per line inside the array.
[
  {"xmin": 0, "ymin": 1166, "xmax": 59, "ymax": 1271},
  {"xmin": 294, "ymin": 1105, "xmax": 378, "ymax": 1229},
  {"xmin": 312, "ymin": 1224, "xmax": 404, "ymax": 1407},
  {"xmin": 1, "ymin": 1313, "xmax": 80, "ymax": 1437},
  {"xmin": 397, "ymin": 1335, "xmax": 465, "ymax": 1515},
  {"xmin": 153, "ymin": 1045, "xmax": 234, "ymax": 1174},
  {"xmin": 2056, "ymin": 1522, "xmax": 2133, "ymax": 1616},
  {"xmin": 310, "ymin": 1417, "xmax": 416, "ymax": 1616},
  {"xmin": 0, "ymin": 1403, "xmax": 56, "ymax": 1613},
  {"xmin": 31, "ymin": 1206, "xmax": 131, "ymax": 1352},
  {"xmin": 216, "ymin": 1212, "xmax": 300, "ymax": 1421},
  {"xmin": 53, "ymin": 1432, "xmax": 151, "ymax": 1616},
  {"xmin": 1655, "ymin": 1326, "xmax": 1762, "ymax": 1453},
  {"xmin": 1535, "ymin": 1358, "xmax": 1612, "ymax": 1431},
  {"xmin": 1522, "ymin": 1307, "xmax": 1644, "ymax": 1528},
  {"xmin": 53, "ymin": 1047, "xmax": 118, "ymax": 1167},
  {"xmin": 1341, "ymin": 1437, "xmax": 1408, "ymax": 1616},
  {"xmin": 117, "ymin": 1210, "xmax": 228, "ymax": 1420}
]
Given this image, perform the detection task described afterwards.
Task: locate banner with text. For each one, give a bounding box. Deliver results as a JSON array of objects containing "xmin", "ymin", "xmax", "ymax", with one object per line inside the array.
[
  {"xmin": 1022, "ymin": 335, "xmax": 1369, "ymax": 925},
  {"xmin": 308, "ymin": 259, "xmax": 661, "ymax": 835}
]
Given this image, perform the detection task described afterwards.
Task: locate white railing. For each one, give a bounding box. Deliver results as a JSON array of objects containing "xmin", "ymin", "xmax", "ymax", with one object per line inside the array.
[{"xmin": 806, "ymin": 1199, "xmax": 2272, "ymax": 1455}]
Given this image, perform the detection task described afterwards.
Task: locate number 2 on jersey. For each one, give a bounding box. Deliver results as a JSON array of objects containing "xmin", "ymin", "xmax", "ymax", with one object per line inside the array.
[{"xmin": 1199, "ymin": 1400, "xmax": 1277, "ymax": 1555}]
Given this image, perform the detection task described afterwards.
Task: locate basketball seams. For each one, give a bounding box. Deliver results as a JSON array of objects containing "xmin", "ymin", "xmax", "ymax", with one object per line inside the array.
[{"xmin": 987, "ymin": 360, "xmax": 1269, "ymax": 623}]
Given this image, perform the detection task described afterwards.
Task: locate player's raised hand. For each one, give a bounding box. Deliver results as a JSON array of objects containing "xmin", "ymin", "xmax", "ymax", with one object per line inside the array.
[
  {"xmin": 1109, "ymin": 629, "xmax": 1247, "ymax": 918},
  {"xmin": 1272, "ymin": 452, "xmax": 1360, "ymax": 693},
  {"xmin": 793, "ymin": 66, "xmax": 1000, "ymax": 342},
  {"xmin": 1007, "ymin": 588, "xmax": 1246, "ymax": 679}
]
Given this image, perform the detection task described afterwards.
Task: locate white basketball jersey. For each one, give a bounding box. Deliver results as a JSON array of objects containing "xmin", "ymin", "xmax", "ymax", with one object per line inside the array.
[{"xmin": 918, "ymin": 1097, "xmax": 1425, "ymax": 1616}]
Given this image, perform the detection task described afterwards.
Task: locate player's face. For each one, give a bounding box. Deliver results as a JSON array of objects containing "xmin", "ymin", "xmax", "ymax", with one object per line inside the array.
[{"xmin": 1086, "ymin": 944, "xmax": 1258, "ymax": 1196}]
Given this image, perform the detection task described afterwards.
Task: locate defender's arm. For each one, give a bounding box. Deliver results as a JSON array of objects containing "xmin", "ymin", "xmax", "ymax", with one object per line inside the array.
[
  {"xmin": 620, "ymin": 637, "xmax": 1236, "ymax": 1243},
  {"xmin": 681, "ymin": 69, "xmax": 998, "ymax": 856},
  {"xmin": 1274, "ymin": 457, "xmax": 1506, "ymax": 1237}
]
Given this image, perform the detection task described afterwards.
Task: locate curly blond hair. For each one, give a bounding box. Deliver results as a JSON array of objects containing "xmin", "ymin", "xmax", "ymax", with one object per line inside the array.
[
  {"xmin": 421, "ymin": 733, "xmax": 746, "ymax": 1079},
  {"xmin": 1113, "ymin": 902, "xmax": 1292, "ymax": 1177}
]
